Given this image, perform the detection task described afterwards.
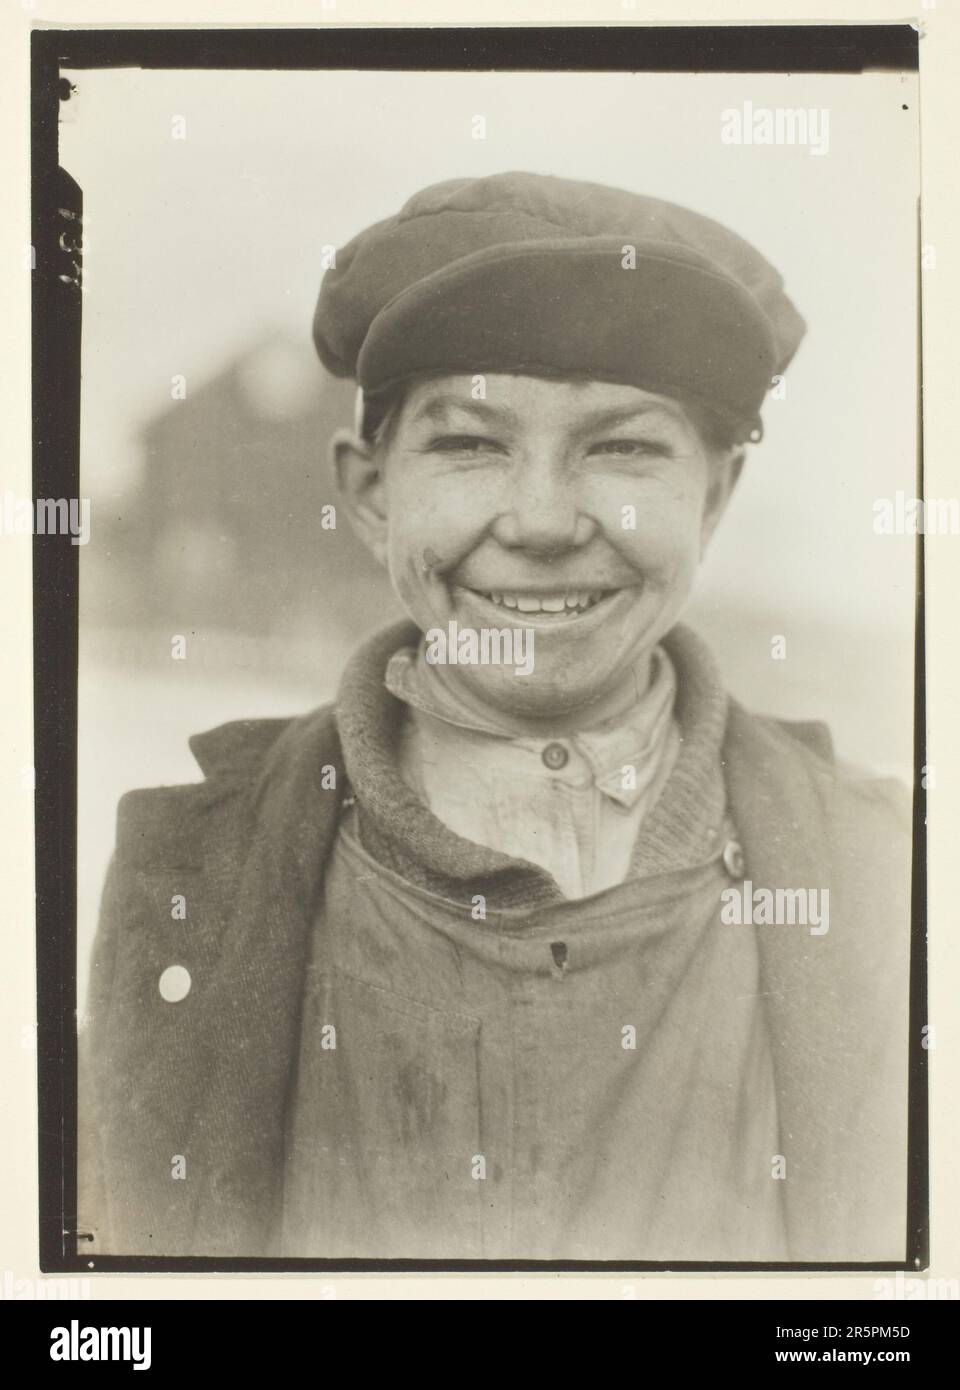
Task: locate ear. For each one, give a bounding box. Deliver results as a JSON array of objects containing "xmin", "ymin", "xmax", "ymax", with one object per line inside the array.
[
  {"xmin": 332, "ymin": 428, "xmax": 389, "ymax": 567},
  {"xmin": 700, "ymin": 447, "xmax": 745, "ymax": 553}
]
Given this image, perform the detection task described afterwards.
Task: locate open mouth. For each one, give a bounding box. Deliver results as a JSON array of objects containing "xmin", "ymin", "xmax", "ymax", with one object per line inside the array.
[{"xmin": 456, "ymin": 587, "xmax": 621, "ymax": 619}]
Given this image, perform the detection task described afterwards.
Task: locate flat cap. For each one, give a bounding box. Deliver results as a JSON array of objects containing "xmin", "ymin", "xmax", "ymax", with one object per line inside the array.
[{"xmin": 313, "ymin": 171, "xmax": 805, "ymax": 442}]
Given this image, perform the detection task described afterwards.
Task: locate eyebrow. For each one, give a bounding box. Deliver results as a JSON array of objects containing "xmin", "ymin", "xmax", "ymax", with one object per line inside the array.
[
  {"xmin": 570, "ymin": 401, "xmax": 690, "ymax": 432},
  {"xmin": 407, "ymin": 394, "xmax": 520, "ymax": 428},
  {"xmin": 407, "ymin": 392, "xmax": 688, "ymax": 433}
]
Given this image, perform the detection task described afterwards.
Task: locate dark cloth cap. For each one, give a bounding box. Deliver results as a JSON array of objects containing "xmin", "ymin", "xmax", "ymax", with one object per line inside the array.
[{"xmin": 313, "ymin": 171, "xmax": 806, "ymax": 442}]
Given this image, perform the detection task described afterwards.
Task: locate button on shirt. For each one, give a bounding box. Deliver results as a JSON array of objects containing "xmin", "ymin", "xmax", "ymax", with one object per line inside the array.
[{"xmin": 385, "ymin": 643, "xmax": 681, "ymax": 899}]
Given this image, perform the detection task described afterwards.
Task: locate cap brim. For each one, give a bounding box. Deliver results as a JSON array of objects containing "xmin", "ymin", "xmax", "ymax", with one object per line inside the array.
[{"xmin": 355, "ymin": 237, "xmax": 777, "ymax": 430}]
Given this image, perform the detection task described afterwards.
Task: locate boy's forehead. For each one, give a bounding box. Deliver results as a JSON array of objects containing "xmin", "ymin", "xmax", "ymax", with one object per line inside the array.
[{"xmin": 400, "ymin": 374, "xmax": 691, "ymax": 427}]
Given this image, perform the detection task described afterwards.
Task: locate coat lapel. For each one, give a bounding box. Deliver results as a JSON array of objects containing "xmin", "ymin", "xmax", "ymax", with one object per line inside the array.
[
  {"xmin": 723, "ymin": 700, "xmax": 911, "ymax": 1261},
  {"xmin": 181, "ymin": 705, "xmax": 346, "ymax": 1255}
]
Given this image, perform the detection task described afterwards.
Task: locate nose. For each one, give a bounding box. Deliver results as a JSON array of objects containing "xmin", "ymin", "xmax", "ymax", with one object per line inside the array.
[{"xmin": 491, "ymin": 451, "xmax": 596, "ymax": 553}]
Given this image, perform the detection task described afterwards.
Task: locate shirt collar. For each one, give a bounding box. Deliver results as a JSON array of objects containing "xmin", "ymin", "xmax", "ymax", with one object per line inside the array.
[
  {"xmin": 384, "ymin": 641, "xmax": 678, "ymax": 811},
  {"xmin": 333, "ymin": 618, "xmax": 730, "ymax": 906}
]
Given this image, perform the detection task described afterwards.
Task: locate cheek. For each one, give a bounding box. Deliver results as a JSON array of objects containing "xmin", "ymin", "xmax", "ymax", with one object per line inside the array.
[
  {"xmin": 386, "ymin": 524, "xmax": 437, "ymax": 614},
  {"xmin": 383, "ymin": 476, "xmax": 484, "ymax": 600},
  {"xmin": 380, "ymin": 478, "xmax": 477, "ymax": 608},
  {"xmin": 613, "ymin": 488, "xmax": 707, "ymax": 574}
]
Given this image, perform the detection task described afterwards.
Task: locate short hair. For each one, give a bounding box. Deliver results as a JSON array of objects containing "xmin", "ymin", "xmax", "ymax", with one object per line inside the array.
[
  {"xmin": 679, "ymin": 400, "xmax": 746, "ymax": 454},
  {"xmin": 364, "ymin": 388, "xmax": 407, "ymax": 454}
]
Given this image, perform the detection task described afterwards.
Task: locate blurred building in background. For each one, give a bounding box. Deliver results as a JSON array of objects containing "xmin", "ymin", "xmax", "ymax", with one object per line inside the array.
[{"xmin": 83, "ymin": 330, "xmax": 399, "ymax": 656}]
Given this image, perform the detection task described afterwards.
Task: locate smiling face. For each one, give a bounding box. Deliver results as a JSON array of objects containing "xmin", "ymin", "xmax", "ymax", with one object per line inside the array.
[{"xmin": 335, "ymin": 373, "xmax": 742, "ymax": 728}]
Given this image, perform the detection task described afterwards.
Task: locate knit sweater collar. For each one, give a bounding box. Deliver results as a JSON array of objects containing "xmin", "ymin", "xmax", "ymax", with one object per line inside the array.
[{"xmin": 335, "ymin": 619, "xmax": 730, "ymax": 908}]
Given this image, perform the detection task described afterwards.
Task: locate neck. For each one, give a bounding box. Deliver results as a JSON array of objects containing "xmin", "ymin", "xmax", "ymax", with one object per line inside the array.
[{"xmin": 417, "ymin": 649, "xmax": 656, "ymax": 738}]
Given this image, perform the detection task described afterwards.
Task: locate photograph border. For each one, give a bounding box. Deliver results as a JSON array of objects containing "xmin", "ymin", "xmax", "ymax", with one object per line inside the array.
[{"xmin": 31, "ymin": 21, "xmax": 928, "ymax": 1276}]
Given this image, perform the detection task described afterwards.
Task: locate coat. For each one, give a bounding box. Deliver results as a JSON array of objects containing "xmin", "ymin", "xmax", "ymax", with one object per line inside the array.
[{"xmin": 78, "ymin": 654, "xmax": 914, "ymax": 1264}]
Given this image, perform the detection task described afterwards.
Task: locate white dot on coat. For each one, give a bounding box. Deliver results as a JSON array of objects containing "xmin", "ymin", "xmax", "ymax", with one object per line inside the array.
[
  {"xmin": 159, "ymin": 964, "xmax": 191, "ymax": 1002},
  {"xmin": 722, "ymin": 840, "xmax": 746, "ymax": 879}
]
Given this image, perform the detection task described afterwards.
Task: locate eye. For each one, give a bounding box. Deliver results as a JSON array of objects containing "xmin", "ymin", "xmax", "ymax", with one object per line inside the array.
[
  {"xmin": 588, "ymin": 438, "xmax": 673, "ymax": 459},
  {"xmin": 425, "ymin": 434, "xmax": 507, "ymax": 456}
]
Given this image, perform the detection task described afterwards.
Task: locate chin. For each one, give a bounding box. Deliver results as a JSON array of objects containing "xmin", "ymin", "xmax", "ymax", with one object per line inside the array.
[{"xmin": 465, "ymin": 668, "xmax": 617, "ymax": 719}]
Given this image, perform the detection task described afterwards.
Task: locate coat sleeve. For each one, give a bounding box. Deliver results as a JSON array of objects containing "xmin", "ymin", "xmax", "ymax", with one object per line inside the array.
[{"xmin": 77, "ymin": 853, "xmax": 122, "ymax": 1255}]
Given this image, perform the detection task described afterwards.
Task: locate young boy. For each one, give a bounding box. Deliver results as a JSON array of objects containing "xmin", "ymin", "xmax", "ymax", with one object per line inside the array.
[{"xmin": 79, "ymin": 172, "xmax": 912, "ymax": 1263}]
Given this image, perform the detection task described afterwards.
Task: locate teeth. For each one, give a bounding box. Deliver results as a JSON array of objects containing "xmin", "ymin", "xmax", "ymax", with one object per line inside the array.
[{"xmin": 477, "ymin": 589, "xmax": 609, "ymax": 613}]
